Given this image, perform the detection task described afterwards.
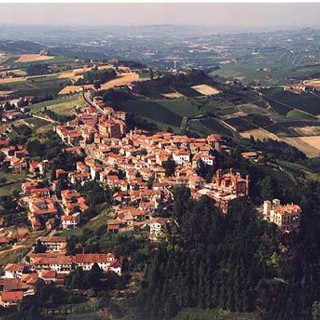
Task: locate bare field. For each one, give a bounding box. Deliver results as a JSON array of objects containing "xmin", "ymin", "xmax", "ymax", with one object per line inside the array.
[
  {"xmin": 240, "ymin": 128, "xmax": 279, "ymax": 140},
  {"xmin": 192, "ymin": 84, "xmax": 220, "ymax": 95},
  {"xmin": 291, "ymin": 126, "xmax": 320, "ymax": 136},
  {"xmin": 0, "ymin": 76, "xmax": 27, "ymax": 84},
  {"xmin": 241, "ymin": 128, "xmax": 320, "ymax": 157},
  {"xmin": 162, "ymin": 92, "xmax": 185, "ymax": 99},
  {"xmin": 16, "ymin": 54, "xmax": 54, "ymax": 63},
  {"xmin": 281, "ymin": 136, "xmax": 320, "ymax": 157},
  {"xmin": 100, "ymin": 72, "xmax": 142, "ymax": 90}
]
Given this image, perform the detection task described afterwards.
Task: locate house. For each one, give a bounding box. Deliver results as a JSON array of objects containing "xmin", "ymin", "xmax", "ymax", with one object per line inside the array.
[
  {"xmin": 107, "ymin": 219, "xmax": 121, "ymax": 234},
  {"xmin": 38, "ymin": 270, "xmax": 66, "ymax": 285},
  {"xmin": 61, "ymin": 189, "xmax": 88, "ymax": 214},
  {"xmin": 192, "ymin": 153, "xmax": 215, "ymax": 169},
  {"xmin": 73, "ymin": 253, "xmax": 122, "ymax": 275},
  {"xmin": 172, "ymin": 149, "xmax": 190, "ymax": 165},
  {"xmin": 38, "ymin": 236, "xmax": 67, "ymax": 253},
  {"xmin": 29, "ymin": 197, "xmax": 57, "ymax": 217},
  {"xmin": 0, "ymin": 291, "xmax": 24, "ymax": 308},
  {"xmin": 30, "ymin": 187, "xmax": 50, "ymax": 198},
  {"xmin": 30, "ymin": 254, "xmax": 73, "ymax": 274},
  {"xmin": 262, "ymin": 199, "xmax": 301, "ymax": 232},
  {"xmin": 149, "ymin": 218, "xmax": 169, "ymax": 241},
  {"xmin": 22, "ymin": 181, "xmax": 39, "ymax": 195},
  {"xmin": 61, "ymin": 214, "xmax": 80, "ymax": 230},
  {"xmin": 3, "ymin": 264, "xmax": 26, "ymax": 279}
]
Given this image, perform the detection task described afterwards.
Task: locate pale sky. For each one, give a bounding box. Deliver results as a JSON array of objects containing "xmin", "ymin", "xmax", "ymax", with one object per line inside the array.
[{"xmin": 0, "ymin": 3, "xmax": 320, "ymax": 29}]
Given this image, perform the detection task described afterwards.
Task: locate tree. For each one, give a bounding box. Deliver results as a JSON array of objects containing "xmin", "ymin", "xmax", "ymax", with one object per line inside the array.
[
  {"xmin": 313, "ymin": 301, "xmax": 320, "ymax": 320},
  {"xmin": 26, "ymin": 139, "xmax": 44, "ymax": 158},
  {"xmin": 66, "ymin": 267, "xmax": 87, "ymax": 290},
  {"xmin": 149, "ymin": 68, "xmax": 154, "ymax": 81},
  {"xmin": 163, "ymin": 160, "xmax": 175, "ymax": 177},
  {"xmin": 93, "ymin": 81, "xmax": 101, "ymax": 90},
  {"xmin": 34, "ymin": 240, "xmax": 47, "ymax": 254},
  {"xmin": 56, "ymin": 177, "xmax": 68, "ymax": 199},
  {"xmin": 86, "ymin": 263, "xmax": 103, "ymax": 288},
  {"xmin": 258, "ymin": 176, "xmax": 275, "ymax": 201}
]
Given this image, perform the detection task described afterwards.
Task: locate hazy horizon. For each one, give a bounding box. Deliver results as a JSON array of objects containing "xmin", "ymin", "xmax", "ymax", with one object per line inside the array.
[{"xmin": 1, "ymin": 3, "xmax": 320, "ymax": 30}]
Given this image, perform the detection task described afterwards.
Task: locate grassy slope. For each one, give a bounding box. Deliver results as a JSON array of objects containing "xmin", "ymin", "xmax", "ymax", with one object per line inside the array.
[
  {"xmin": 0, "ymin": 172, "xmax": 26, "ymax": 197},
  {"xmin": 30, "ymin": 94, "xmax": 83, "ymax": 115}
]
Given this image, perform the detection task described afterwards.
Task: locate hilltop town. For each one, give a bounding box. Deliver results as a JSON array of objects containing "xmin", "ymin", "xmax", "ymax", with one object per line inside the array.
[
  {"xmin": 0, "ymin": 84, "xmax": 304, "ymax": 313},
  {"xmin": 2, "ymin": 21, "xmax": 320, "ymax": 320}
]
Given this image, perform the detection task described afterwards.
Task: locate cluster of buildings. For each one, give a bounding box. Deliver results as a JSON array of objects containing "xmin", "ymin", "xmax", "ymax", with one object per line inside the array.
[
  {"xmin": 1, "ymin": 99, "xmax": 251, "ymax": 234},
  {"xmin": 55, "ymin": 104, "xmax": 249, "ymax": 222},
  {"xmin": 0, "ymin": 236, "xmax": 122, "ymax": 308},
  {"xmin": 0, "ymin": 143, "xmax": 29, "ymax": 172},
  {"xmin": 19, "ymin": 178, "xmax": 89, "ymax": 231},
  {"xmin": 262, "ymin": 199, "xmax": 301, "ymax": 233}
]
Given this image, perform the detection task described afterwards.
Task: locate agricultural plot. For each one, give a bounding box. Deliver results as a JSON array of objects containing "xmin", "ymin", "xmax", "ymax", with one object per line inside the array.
[
  {"xmin": 241, "ymin": 114, "xmax": 274, "ymax": 128},
  {"xmin": 286, "ymin": 109, "xmax": 318, "ymax": 121},
  {"xmin": 240, "ymin": 128, "xmax": 279, "ymax": 140},
  {"xmin": 155, "ymin": 99, "xmax": 201, "ymax": 117},
  {"xmin": 281, "ymin": 136, "xmax": 320, "ymax": 158},
  {"xmin": 118, "ymin": 99, "xmax": 183, "ymax": 127},
  {"xmin": 264, "ymin": 120, "xmax": 320, "ymax": 137},
  {"xmin": 188, "ymin": 117, "xmax": 233, "ymax": 137},
  {"xmin": 162, "ymin": 92, "xmax": 185, "ymax": 99},
  {"xmin": 15, "ymin": 54, "xmax": 54, "ymax": 63},
  {"xmin": 2, "ymin": 75, "xmax": 70, "ymax": 98},
  {"xmin": 23, "ymin": 117, "xmax": 53, "ymax": 131},
  {"xmin": 224, "ymin": 117, "xmax": 257, "ymax": 132},
  {"xmin": 173, "ymin": 85, "xmax": 203, "ymax": 98},
  {"xmin": 262, "ymin": 88, "xmax": 320, "ymax": 116},
  {"xmin": 30, "ymin": 95, "xmax": 86, "ymax": 116},
  {"xmin": 30, "ymin": 96, "xmax": 76, "ymax": 114},
  {"xmin": 267, "ymin": 124, "xmax": 300, "ymax": 137},
  {"xmin": 47, "ymin": 95, "xmax": 87, "ymax": 116},
  {"xmin": 191, "ymin": 84, "xmax": 220, "ymax": 96},
  {"xmin": 263, "ymin": 96, "xmax": 292, "ymax": 115}
]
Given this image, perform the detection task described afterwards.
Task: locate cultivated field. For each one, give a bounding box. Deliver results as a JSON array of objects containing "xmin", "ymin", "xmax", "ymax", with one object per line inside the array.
[
  {"xmin": 59, "ymin": 72, "xmax": 144, "ymax": 95},
  {"xmin": 240, "ymin": 128, "xmax": 279, "ymax": 140},
  {"xmin": 58, "ymin": 64, "xmax": 113, "ymax": 81},
  {"xmin": 15, "ymin": 54, "xmax": 54, "ymax": 63},
  {"xmin": 192, "ymin": 84, "xmax": 220, "ymax": 96},
  {"xmin": 47, "ymin": 95, "xmax": 88, "ymax": 115}
]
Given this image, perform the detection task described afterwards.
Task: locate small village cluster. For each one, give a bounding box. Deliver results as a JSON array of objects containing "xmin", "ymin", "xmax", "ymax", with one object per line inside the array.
[
  {"xmin": 0, "ymin": 94, "xmax": 302, "ymax": 308},
  {"xmin": 0, "ymin": 236, "xmax": 122, "ymax": 308}
]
